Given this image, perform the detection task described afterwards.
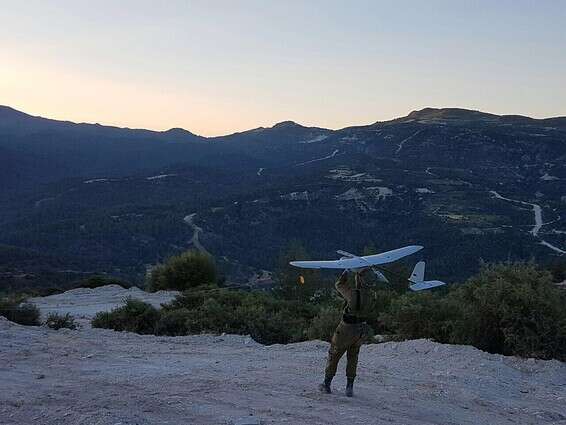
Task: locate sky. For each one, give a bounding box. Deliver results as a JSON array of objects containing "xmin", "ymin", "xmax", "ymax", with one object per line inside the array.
[{"xmin": 1, "ymin": 0, "xmax": 565, "ymax": 136}]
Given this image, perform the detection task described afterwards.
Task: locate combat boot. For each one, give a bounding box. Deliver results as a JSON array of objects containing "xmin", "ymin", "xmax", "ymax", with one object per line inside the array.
[
  {"xmin": 319, "ymin": 376, "xmax": 332, "ymax": 394},
  {"xmin": 346, "ymin": 378, "xmax": 354, "ymax": 397}
]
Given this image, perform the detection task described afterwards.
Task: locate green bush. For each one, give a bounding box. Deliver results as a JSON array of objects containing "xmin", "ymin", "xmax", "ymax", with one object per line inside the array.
[
  {"xmin": 380, "ymin": 291, "xmax": 460, "ymax": 342},
  {"xmin": 306, "ymin": 305, "xmax": 343, "ymax": 341},
  {"xmin": 381, "ymin": 262, "xmax": 566, "ymax": 361},
  {"xmin": 45, "ymin": 312, "xmax": 77, "ymax": 330},
  {"xmin": 450, "ymin": 263, "xmax": 566, "ymax": 360},
  {"xmin": 363, "ymin": 288, "xmax": 403, "ymax": 334},
  {"xmin": 148, "ymin": 251, "xmax": 217, "ymax": 291},
  {"xmin": 155, "ymin": 308, "xmax": 192, "ymax": 336},
  {"xmin": 74, "ymin": 275, "xmax": 132, "ymax": 289},
  {"xmin": 0, "ymin": 299, "xmax": 41, "ymax": 326},
  {"xmin": 90, "ymin": 261, "xmax": 566, "ymax": 361},
  {"xmin": 92, "ymin": 298, "xmax": 161, "ymax": 334},
  {"xmin": 246, "ymin": 298, "xmax": 318, "ymax": 344},
  {"xmin": 93, "ymin": 288, "xmax": 320, "ymax": 344},
  {"xmin": 164, "ymin": 289, "xmax": 319, "ymax": 344}
]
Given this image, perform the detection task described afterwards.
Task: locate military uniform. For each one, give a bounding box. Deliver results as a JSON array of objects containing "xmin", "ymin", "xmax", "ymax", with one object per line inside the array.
[{"xmin": 321, "ymin": 271, "xmax": 373, "ymax": 396}]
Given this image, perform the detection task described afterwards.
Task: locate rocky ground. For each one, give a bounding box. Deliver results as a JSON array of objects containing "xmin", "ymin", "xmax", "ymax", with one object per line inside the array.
[
  {"xmin": 27, "ymin": 285, "xmax": 179, "ymax": 326},
  {"xmin": 1, "ymin": 287, "xmax": 566, "ymax": 425}
]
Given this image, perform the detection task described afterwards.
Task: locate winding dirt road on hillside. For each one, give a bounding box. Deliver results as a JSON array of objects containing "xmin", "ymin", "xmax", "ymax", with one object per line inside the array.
[
  {"xmin": 490, "ymin": 191, "xmax": 565, "ymax": 254},
  {"xmin": 395, "ymin": 129, "xmax": 425, "ymax": 155},
  {"xmin": 295, "ymin": 149, "xmax": 340, "ymax": 166},
  {"xmin": 183, "ymin": 213, "xmax": 210, "ymax": 255}
]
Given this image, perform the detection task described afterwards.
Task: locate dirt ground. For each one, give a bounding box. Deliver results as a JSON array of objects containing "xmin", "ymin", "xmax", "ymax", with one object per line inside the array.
[{"xmin": 1, "ymin": 287, "xmax": 565, "ymax": 425}]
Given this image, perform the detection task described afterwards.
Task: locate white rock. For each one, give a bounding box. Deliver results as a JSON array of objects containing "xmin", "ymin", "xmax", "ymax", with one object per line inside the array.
[
  {"xmin": 335, "ymin": 188, "xmax": 365, "ymax": 201},
  {"xmin": 416, "ymin": 188, "xmax": 435, "ymax": 194},
  {"xmin": 540, "ymin": 172, "xmax": 559, "ymax": 181},
  {"xmin": 280, "ymin": 191, "xmax": 310, "ymax": 201},
  {"xmin": 28, "ymin": 285, "xmax": 179, "ymax": 322}
]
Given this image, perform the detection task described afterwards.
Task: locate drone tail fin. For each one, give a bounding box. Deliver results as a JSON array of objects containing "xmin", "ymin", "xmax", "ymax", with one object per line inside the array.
[
  {"xmin": 408, "ymin": 261, "xmax": 446, "ymax": 291},
  {"xmin": 409, "ymin": 261, "xmax": 425, "ymax": 283}
]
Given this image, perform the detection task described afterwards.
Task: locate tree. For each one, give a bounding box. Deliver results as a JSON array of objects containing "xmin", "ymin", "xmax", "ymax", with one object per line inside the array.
[
  {"xmin": 74, "ymin": 275, "xmax": 131, "ymax": 289},
  {"xmin": 148, "ymin": 250, "xmax": 217, "ymax": 291}
]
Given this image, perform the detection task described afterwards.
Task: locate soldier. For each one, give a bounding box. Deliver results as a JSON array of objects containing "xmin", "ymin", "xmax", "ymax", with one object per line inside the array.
[{"xmin": 319, "ymin": 269, "xmax": 373, "ymax": 397}]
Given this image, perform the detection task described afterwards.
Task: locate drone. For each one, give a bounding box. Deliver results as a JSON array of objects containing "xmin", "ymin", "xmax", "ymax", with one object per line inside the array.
[{"xmin": 289, "ymin": 245, "xmax": 446, "ymax": 291}]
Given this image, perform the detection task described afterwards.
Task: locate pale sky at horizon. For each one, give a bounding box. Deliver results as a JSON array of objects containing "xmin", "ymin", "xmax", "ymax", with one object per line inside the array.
[{"xmin": 1, "ymin": 0, "xmax": 565, "ymax": 136}]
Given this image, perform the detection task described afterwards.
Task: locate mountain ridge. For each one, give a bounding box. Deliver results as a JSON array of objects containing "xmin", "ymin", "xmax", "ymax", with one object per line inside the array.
[{"xmin": 3, "ymin": 104, "xmax": 566, "ymax": 139}]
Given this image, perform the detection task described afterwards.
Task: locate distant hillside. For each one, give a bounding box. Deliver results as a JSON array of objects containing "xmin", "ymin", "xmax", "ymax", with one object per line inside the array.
[{"xmin": 1, "ymin": 105, "xmax": 565, "ymax": 287}]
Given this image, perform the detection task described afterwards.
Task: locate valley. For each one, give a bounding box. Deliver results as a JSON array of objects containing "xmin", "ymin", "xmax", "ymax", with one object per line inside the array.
[{"xmin": 1, "ymin": 106, "xmax": 565, "ymax": 288}]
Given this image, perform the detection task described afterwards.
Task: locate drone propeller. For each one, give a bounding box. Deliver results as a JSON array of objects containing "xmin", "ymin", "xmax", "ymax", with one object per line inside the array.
[
  {"xmin": 336, "ymin": 250, "xmax": 390, "ymax": 283},
  {"xmin": 370, "ymin": 267, "xmax": 389, "ymax": 283}
]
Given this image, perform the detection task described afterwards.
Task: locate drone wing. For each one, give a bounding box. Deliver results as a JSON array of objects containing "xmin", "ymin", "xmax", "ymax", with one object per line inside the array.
[
  {"xmin": 361, "ymin": 245, "xmax": 423, "ymax": 265},
  {"xmin": 290, "ymin": 245, "xmax": 423, "ymax": 270},
  {"xmin": 289, "ymin": 257, "xmax": 368, "ymax": 269}
]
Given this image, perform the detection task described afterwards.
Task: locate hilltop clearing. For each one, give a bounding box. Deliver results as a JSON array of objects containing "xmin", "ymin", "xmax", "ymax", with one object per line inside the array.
[
  {"xmin": 1, "ymin": 286, "xmax": 565, "ymax": 425},
  {"xmin": 28, "ymin": 284, "xmax": 178, "ymax": 326}
]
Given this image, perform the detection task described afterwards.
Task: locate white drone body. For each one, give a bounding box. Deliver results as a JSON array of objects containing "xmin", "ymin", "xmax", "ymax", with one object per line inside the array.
[{"xmin": 289, "ymin": 245, "xmax": 446, "ymax": 291}]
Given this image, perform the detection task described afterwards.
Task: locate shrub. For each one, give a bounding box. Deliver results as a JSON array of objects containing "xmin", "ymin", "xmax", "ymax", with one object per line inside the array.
[
  {"xmin": 148, "ymin": 251, "xmax": 217, "ymax": 291},
  {"xmin": 91, "ymin": 298, "xmax": 161, "ymax": 334},
  {"xmin": 164, "ymin": 289, "xmax": 318, "ymax": 344},
  {"xmin": 380, "ymin": 291, "xmax": 460, "ymax": 342},
  {"xmin": 0, "ymin": 299, "xmax": 41, "ymax": 326},
  {"xmin": 91, "ymin": 262, "xmax": 566, "ymax": 361},
  {"xmin": 75, "ymin": 275, "xmax": 132, "ymax": 289},
  {"xmin": 364, "ymin": 288, "xmax": 403, "ymax": 334},
  {"xmin": 306, "ymin": 305, "xmax": 343, "ymax": 341},
  {"xmin": 155, "ymin": 308, "xmax": 192, "ymax": 336},
  {"xmin": 381, "ymin": 262, "xmax": 566, "ymax": 361},
  {"xmin": 244, "ymin": 298, "xmax": 318, "ymax": 344},
  {"xmin": 45, "ymin": 312, "xmax": 77, "ymax": 330},
  {"xmin": 449, "ymin": 263, "xmax": 566, "ymax": 360}
]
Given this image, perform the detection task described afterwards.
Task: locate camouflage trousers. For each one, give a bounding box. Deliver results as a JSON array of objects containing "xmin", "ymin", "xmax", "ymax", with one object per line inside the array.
[{"xmin": 324, "ymin": 320, "xmax": 368, "ymax": 380}]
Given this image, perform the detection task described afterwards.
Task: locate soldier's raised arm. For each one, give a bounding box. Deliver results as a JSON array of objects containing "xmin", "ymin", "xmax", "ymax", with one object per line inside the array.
[{"xmin": 335, "ymin": 270, "xmax": 352, "ymax": 303}]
